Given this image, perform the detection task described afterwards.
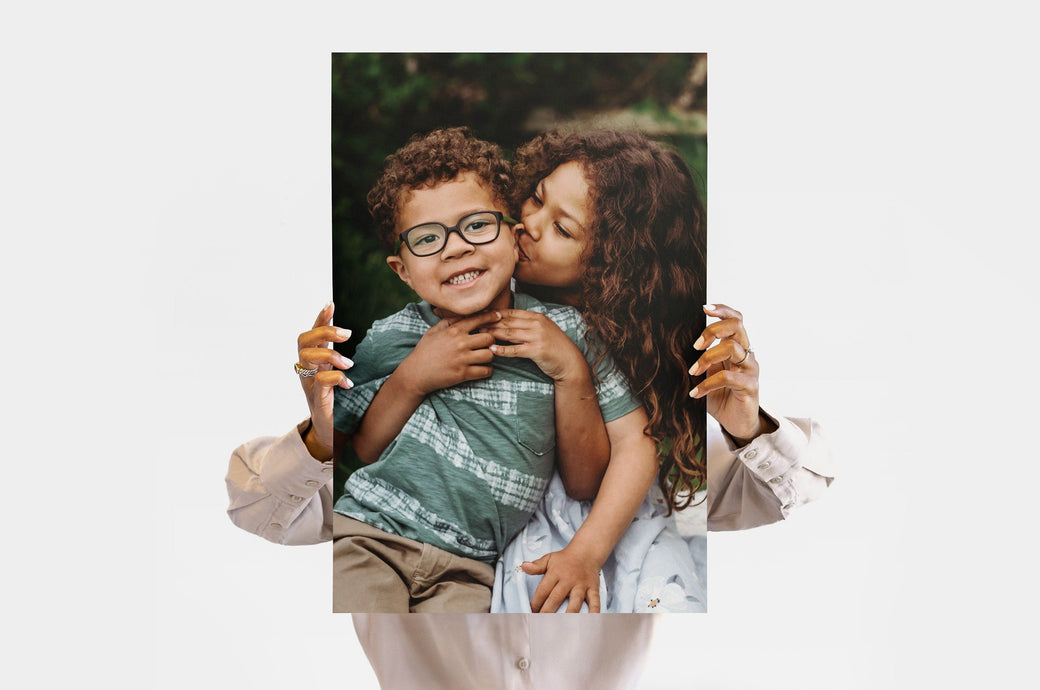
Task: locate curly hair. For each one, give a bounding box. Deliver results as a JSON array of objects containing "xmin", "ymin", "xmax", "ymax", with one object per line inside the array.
[
  {"xmin": 367, "ymin": 127, "xmax": 514, "ymax": 253},
  {"xmin": 512, "ymin": 130, "xmax": 707, "ymax": 512}
]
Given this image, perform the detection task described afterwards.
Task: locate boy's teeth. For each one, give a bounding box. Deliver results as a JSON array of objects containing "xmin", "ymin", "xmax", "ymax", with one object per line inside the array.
[{"xmin": 447, "ymin": 270, "xmax": 481, "ymax": 285}]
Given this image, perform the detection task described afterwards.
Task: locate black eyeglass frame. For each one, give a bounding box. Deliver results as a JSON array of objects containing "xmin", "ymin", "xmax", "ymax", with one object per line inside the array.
[{"xmin": 394, "ymin": 211, "xmax": 518, "ymax": 257}]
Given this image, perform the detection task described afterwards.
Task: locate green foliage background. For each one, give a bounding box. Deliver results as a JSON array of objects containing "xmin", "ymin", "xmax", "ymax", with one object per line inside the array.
[{"xmin": 331, "ymin": 53, "xmax": 707, "ymax": 490}]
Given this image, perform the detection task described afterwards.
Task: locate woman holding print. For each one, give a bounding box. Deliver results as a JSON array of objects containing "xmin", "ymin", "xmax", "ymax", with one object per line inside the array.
[{"xmin": 227, "ymin": 128, "xmax": 834, "ymax": 614}]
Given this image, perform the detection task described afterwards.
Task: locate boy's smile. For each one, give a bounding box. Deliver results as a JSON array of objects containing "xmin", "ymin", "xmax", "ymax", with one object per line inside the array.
[{"xmin": 386, "ymin": 173, "xmax": 517, "ymax": 320}]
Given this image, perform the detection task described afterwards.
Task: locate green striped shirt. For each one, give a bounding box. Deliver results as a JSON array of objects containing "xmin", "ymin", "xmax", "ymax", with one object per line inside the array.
[{"xmin": 333, "ymin": 292, "xmax": 640, "ymax": 562}]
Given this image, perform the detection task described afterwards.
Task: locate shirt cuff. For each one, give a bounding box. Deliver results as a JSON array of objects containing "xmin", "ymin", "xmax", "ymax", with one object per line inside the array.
[
  {"xmin": 259, "ymin": 421, "xmax": 335, "ymax": 507},
  {"xmin": 726, "ymin": 409, "xmax": 809, "ymax": 517}
]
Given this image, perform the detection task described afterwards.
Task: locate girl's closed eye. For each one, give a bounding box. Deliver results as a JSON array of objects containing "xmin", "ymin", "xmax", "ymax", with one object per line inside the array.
[{"xmin": 554, "ymin": 223, "xmax": 572, "ymax": 239}]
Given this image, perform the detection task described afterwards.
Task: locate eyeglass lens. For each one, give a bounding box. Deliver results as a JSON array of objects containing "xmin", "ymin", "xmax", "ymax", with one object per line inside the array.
[{"xmin": 405, "ymin": 212, "xmax": 500, "ymax": 256}]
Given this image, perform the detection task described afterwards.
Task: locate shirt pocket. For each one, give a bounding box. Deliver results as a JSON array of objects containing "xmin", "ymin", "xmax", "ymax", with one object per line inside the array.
[{"xmin": 515, "ymin": 390, "xmax": 556, "ymax": 456}]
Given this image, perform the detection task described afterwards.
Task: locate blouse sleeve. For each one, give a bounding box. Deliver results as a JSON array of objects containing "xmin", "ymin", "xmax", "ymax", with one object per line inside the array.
[
  {"xmin": 706, "ymin": 409, "xmax": 835, "ymax": 531},
  {"xmin": 225, "ymin": 420, "xmax": 334, "ymax": 545}
]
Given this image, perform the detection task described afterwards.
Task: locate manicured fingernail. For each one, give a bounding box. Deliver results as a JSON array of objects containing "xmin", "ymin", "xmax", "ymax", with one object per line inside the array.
[
  {"xmin": 343, "ymin": 378, "xmax": 354, "ymax": 389},
  {"xmin": 689, "ymin": 387, "xmax": 700, "ymax": 398},
  {"xmin": 693, "ymin": 336, "xmax": 705, "ymax": 350},
  {"xmin": 324, "ymin": 300, "xmax": 333, "ymax": 309},
  {"xmin": 703, "ymin": 304, "xmax": 716, "ymax": 312},
  {"xmin": 336, "ymin": 328, "xmax": 352, "ymax": 339},
  {"xmin": 688, "ymin": 364, "xmax": 698, "ymax": 376},
  {"xmin": 490, "ymin": 344, "xmax": 499, "ymax": 353},
  {"xmin": 495, "ymin": 311, "xmax": 501, "ymax": 319},
  {"xmin": 340, "ymin": 356, "xmax": 354, "ymax": 369}
]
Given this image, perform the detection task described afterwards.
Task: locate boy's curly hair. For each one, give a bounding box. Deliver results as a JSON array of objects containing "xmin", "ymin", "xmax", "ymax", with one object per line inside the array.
[
  {"xmin": 512, "ymin": 130, "xmax": 708, "ymax": 512},
  {"xmin": 367, "ymin": 127, "xmax": 514, "ymax": 253}
]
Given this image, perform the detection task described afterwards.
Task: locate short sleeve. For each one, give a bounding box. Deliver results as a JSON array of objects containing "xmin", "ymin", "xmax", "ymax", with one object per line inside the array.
[
  {"xmin": 332, "ymin": 329, "xmax": 392, "ymax": 435},
  {"xmin": 585, "ymin": 333, "xmax": 642, "ymax": 423},
  {"xmin": 538, "ymin": 301, "xmax": 642, "ymax": 424}
]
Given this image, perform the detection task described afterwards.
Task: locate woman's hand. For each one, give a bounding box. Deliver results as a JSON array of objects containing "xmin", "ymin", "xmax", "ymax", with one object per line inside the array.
[
  {"xmin": 483, "ymin": 309, "xmax": 586, "ymax": 382},
  {"xmin": 296, "ymin": 302, "xmax": 354, "ymax": 461},
  {"xmin": 521, "ymin": 544, "xmax": 603, "ymax": 613},
  {"xmin": 688, "ymin": 303, "xmax": 774, "ymax": 443}
]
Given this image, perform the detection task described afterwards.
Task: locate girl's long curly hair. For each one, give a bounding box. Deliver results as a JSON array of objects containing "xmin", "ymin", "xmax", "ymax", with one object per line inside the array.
[{"xmin": 512, "ymin": 130, "xmax": 707, "ymax": 511}]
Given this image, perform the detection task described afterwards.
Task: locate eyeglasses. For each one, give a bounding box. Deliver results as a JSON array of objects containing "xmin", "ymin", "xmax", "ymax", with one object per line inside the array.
[{"xmin": 395, "ymin": 211, "xmax": 517, "ymax": 257}]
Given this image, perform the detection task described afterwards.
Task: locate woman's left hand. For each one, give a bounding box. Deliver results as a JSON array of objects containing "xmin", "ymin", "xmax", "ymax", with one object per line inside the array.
[{"xmin": 688, "ymin": 303, "xmax": 771, "ymax": 443}]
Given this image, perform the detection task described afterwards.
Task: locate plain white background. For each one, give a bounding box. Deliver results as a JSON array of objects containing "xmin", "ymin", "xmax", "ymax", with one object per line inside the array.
[{"xmin": 3, "ymin": 2, "xmax": 1036, "ymax": 688}]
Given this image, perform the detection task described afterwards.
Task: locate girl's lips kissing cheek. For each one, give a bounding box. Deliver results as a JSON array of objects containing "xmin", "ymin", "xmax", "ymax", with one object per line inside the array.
[{"xmin": 443, "ymin": 269, "xmax": 486, "ymax": 287}]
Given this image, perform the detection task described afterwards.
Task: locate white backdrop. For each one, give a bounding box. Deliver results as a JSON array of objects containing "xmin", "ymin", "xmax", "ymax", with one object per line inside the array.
[{"xmin": 4, "ymin": 2, "xmax": 1036, "ymax": 688}]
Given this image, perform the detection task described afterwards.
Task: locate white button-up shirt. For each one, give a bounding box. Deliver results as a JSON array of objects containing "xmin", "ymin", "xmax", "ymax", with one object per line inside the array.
[
  {"xmin": 226, "ymin": 412, "xmax": 834, "ymax": 686},
  {"xmin": 353, "ymin": 613, "xmax": 656, "ymax": 689}
]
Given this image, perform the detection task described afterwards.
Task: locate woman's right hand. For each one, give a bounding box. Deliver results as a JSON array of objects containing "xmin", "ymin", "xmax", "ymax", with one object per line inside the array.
[{"xmin": 296, "ymin": 302, "xmax": 354, "ymax": 461}]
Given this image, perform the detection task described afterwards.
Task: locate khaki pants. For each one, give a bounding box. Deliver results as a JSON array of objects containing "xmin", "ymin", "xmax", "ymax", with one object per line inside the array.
[{"xmin": 332, "ymin": 513, "xmax": 495, "ymax": 613}]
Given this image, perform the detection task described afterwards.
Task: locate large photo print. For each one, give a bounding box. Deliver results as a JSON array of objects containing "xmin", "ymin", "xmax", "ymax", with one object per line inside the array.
[{"xmin": 330, "ymin": 53, "xmax": 709, "ymax": 613}]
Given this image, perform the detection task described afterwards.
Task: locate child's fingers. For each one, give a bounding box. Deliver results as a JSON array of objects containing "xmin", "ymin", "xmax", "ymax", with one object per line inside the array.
[
  {"xmin": 462, "ymin": 365, "xmax": 494, "ymax": 382},
  {"xmin": 565, "ymin": 588, "xmax": 585, "ymax": 613},
  {"xmin": 464, "ymin": 331, "xmax": 497, "ymax": 351},
  {"xmin": 520, "ymin": 556, "xmax": 549, "ymax": 575},
  {"xmin": 445, "ymin": 309, "xmax": 503, "ymax": 332},
  {"xmin": 489, "ymin": 342, "xmax": 528, "ymax": 358},
  {"xmin": 539, "ymin": 584, "xmax": 569, "ymax": 613},
  {"xmin": 484, "ymin": 322, "xmax": 538, "ymax": 343},
  {"xmin": 587, "ymin": 587, "xmax": 601, "ymax": 613},
  {"xmin": 495, "ymin": 308, "xmax": 538, "ymax": 322},
  {"xmin": 529, "ymin": 574, "xmax": 556, "ymax": 612},
  {"xmin": 462, "ymin": 344, "xmax": 496, "ymax": 365}
]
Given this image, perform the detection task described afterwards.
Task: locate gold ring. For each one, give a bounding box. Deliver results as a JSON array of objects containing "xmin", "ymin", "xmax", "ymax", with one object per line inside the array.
[{"xmin": 294, "ymin": 362, "xmax": 318, "ymax": 377}]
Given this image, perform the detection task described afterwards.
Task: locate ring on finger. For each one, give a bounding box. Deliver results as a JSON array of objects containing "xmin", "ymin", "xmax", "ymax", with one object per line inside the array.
[
  {"xmin": 294, "ymin": 362, "xmax": 318, "ymax": 378},
  {"xmin": 735, "ymin": 347, "xmax": 753, "ymax": 366}
]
